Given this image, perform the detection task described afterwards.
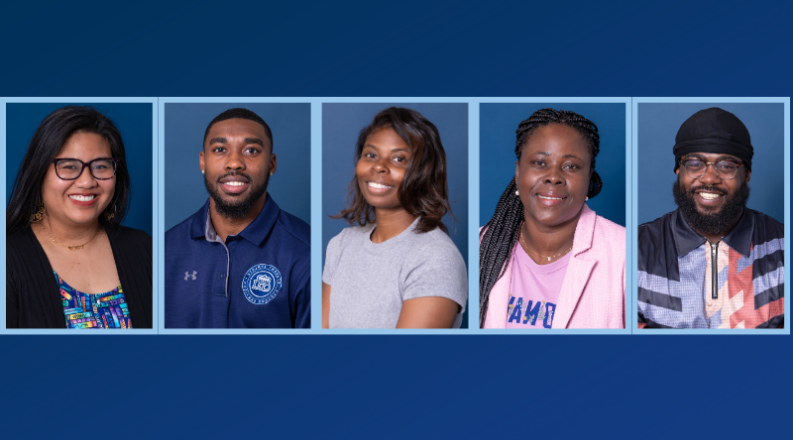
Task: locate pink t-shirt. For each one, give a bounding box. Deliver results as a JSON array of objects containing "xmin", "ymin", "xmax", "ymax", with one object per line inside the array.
[{"xmin": 506, "ymin": 244, "xmax": 571, "ymax": 329}]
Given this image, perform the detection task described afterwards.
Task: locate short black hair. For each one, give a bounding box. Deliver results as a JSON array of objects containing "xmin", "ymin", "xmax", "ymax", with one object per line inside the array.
[
  {"xmin": 7, "ymin": 106, "xmax": 131, "ymax": 233},
  {"xmin": 202, "ymin": 108, "xmax": 273, "ymax": 150}
]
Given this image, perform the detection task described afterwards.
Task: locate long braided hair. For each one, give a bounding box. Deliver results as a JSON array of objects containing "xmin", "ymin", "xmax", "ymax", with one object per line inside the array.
[{"xmin": 478, "ymin": 108, "xmax": 602, "ymax": 327}]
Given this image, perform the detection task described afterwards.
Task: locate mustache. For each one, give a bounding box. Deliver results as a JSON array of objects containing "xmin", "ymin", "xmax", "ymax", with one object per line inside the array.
[
  {"xmin": 688, "ymin": 185, "xmax": 727, "ymax": 196},
  {"xmin": 215, "ymin": 171, "xmax": 252, "ymax": 183}
]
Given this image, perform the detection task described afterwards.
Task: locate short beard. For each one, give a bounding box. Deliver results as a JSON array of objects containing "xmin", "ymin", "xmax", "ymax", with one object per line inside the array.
[
  {"xmin": 672, "ymin": 178, "xmax": 749, "ymax": 236},
  {"xmin": 205, "ymin": 171, "xmax": 269, "ymax": 219}
]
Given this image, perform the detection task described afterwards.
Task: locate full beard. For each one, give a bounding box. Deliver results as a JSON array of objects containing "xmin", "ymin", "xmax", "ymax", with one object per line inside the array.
[
  {"xmin": 672, "ymin": 178, "xmax": 749, "ymax": 236},
  {"xmin": 205, "ymin": 171, "xmax": 269, "ymax": 219}
]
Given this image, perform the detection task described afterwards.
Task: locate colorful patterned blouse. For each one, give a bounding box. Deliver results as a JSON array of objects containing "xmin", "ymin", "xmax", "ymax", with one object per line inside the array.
[{"xmin": 56, "ymin": 271, "xmax": 133, "ymax": 329}]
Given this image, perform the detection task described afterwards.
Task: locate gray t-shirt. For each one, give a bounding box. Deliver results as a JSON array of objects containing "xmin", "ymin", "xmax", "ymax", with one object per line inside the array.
[{"xmin": 322, "ymin": 218, "xmax": 468, "ymax": 329}]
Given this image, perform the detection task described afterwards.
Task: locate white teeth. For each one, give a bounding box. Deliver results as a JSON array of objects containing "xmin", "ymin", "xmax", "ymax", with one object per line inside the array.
[
  {"xmin": 224, "ymin": 181, "xmax": 245, "ymax": 187},
  {"xmin": 69, "ymin": 195, "xmax": 96, "ymax": 201},
  {"xmin": 538, "ymin": 195, "xmax": 563, "ymax": 200},
  {"xmin": 699, "ymin": 192, "xmax": 721, "ymax": 200},
  {"xmin": 368, "ymin": 182, "xmax": 392, "ymax": 189}
]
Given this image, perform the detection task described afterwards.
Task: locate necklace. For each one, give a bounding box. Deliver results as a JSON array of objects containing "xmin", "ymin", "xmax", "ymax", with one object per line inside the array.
[
  {"xmin": 519, "ymin": 222, "xmax": 573, "ymax": 262},
  {"xmin": 45, "ymin": 224, "xmax": 101, "ymax": 250}
]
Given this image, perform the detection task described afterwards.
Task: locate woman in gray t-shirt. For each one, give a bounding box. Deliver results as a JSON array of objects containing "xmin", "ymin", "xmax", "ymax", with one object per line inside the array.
[{"xmin": 322, "ymin": 107, "xmax": 468, "ymax": 329}]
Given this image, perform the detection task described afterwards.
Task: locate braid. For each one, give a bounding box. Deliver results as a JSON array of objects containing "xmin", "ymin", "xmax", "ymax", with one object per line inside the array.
[
  {"xmin": 479, "ymin": 108, "xmax": 602, "ymax": 327},
  {"xmin": 479, "ymin": 178, "xmax": 523, "ymax": 326}
]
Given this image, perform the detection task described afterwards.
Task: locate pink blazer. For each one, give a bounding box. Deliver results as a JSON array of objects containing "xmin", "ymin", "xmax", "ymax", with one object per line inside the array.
[{"xmin": 483, "ymin": 204, "xmax": 625, "ymax": 329}]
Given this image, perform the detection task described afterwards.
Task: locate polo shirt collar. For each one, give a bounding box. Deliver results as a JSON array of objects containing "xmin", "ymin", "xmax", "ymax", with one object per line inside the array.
[
  {"xmin": 189, "ymin": 194, "xmax": 281, "ymax": 246},
  {"xmin": 672, "ymin": 208, "xmax": 753, "ymax": 258}
]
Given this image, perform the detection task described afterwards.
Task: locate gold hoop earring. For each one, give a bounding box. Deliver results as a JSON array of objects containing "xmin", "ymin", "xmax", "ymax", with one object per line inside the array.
[
  {"xmin": 30, "ymin": 202, "xmax": 46, "ymax": 223},
  {"xmin": 105, "ymin": 204, "xmax": 117, "ymax": 220}
]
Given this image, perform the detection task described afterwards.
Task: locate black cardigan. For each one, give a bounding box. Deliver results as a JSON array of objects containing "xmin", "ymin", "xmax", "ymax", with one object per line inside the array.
[{"xmin": 6, "ymin": 225, "xmax": 153, "ymax": 328}]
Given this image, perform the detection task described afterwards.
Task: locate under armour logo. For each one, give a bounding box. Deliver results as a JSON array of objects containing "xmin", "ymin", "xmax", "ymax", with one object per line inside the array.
[{"xmin": 184, "ymin": 271, "xmax": 197, "ymax": 281}]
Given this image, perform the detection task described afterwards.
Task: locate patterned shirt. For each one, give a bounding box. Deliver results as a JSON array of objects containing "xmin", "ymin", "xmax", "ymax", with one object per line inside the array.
[
  {"xmin": 57, "ymin": 272, "xmax": 132, "ymax": 329},
  {"xmin": 638, "ymin": 209, "xmax": 784, "ymax": 329}
]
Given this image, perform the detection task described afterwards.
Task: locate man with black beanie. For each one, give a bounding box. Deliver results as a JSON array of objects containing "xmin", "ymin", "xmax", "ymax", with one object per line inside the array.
[{"xmin": 638, "ymin": 108, "xmax": 784, "ymax": 329}]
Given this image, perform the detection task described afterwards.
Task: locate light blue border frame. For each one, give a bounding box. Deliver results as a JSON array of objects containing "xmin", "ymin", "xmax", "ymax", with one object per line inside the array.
[
  {"xmin": 15, "ymin": 97, "xmax": 783, "ymax": 336},
  {"xmin": 1, "ymin": 97, "xmax": 158, "ymax": 335},
  {"xmin": 158, "ymin": 97, "xmax": 318, "ymax": 335},
  {"xmin": 632, "ymin": 97, "xmax": 790, "ymax": 335},
  {"xmin": 473, "ymin": 97, "xmax": 632, "ymax": 335}
]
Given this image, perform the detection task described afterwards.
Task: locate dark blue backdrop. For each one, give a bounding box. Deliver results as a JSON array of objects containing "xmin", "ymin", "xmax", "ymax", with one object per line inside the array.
[
  {"xmin": 164, "ymin": 103, "xmax": 311, "ymax": 231},
  {"xmin": 480, "ymin": 103, "xmax": 626, "ymax": 227},
  {"xmin": 1, "ymin": 1, "xmax": 790, "ymax": 439},
  {"xmin": 5, "ymin": 103, "xmax": 153, "ymax": 235},
  {"xmin": 322, "ymin": 103, "xmax": 469, "ymax": 326},
  {"xmin": 638, "ymin": 102, "xmax": 784, "ymax": 224}
]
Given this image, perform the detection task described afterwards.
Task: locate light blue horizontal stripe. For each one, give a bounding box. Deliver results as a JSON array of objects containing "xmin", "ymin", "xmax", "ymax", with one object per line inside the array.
[
  {"xmin": 737, "ymin": 238, "xmax": 783, "ymax": 273},
  {"xmin": 753, "ymin": 266, "xmax": 785, "ymax": 297}
]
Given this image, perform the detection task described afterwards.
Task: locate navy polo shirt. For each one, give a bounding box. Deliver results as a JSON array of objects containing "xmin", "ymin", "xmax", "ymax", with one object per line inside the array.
[{"xmin": 165, "ymin": 196, "xmax": 310, "ymax": 328}]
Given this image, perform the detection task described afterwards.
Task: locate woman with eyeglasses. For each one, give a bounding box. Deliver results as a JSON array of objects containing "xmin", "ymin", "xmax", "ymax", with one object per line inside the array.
[{"xmin": 6, "ymin": 106, "xmax": 152, "ymax": 329}]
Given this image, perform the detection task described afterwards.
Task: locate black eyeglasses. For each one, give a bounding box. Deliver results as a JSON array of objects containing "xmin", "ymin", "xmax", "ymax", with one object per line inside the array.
[
  {"xmin": 680, "ymin": 157, "xmax": 742, "ymax": 180},
  {"xmin": 52, "ymin": 158, "xmax": 118, "ymax": 180}
]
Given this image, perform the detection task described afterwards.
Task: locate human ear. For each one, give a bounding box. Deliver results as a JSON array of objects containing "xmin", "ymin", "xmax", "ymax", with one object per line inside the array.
[
  {"xmin": 515, "ymin": 160, "xmax": 520, "ymax": 183},
  {"xmin": 199, "ymin": 151, "xmax": 205, "ymax": 174}
]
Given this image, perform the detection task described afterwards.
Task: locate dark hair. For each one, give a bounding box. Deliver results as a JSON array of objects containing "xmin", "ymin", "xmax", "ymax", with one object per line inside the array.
[
  {"xmin": 478, "ymin": 108, "xmax": 601, "ymax": 326},
  {"xmin": 6, "ymin": 106, "xmax": 131, "ymax": 234},
  {"xmin": 333, "ymin": 107, "xmax": 453, "ymax": 233},
  {"xmin": 203, "ymin": 107, "xmax": 273, "ymax": 150}
]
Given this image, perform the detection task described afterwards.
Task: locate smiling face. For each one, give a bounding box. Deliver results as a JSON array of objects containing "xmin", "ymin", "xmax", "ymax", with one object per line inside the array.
[
  {"xmin": 200, "ymin": 118, "xmax": 275, "ymax": 219},
  {"xmin": 355, "ymin": 126, "xmax": 411, "ymax": 213},
  {"xmin": 673, "ymin": 151, "xmax": 750, "ymax": 236},
  {"xmin": 41, "ymin": 131, "xmax": 116, "ymax": 227},
  {"xmin": 675, "ymin": 152, "xmax": 749, "ymax": 214},
  {"xmin": 515, "ymin": 123, "xmax": 592, "ymax": 228}
]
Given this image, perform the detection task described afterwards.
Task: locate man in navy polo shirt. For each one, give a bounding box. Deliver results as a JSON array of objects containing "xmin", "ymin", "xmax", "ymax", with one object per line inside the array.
[{"xmin": 165, "ymin": 108, "xmax": 310, "ymax": 328}]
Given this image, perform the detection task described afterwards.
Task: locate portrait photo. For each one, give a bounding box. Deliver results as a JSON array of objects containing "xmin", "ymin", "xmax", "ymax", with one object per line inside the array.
[
  {"xmin": 479, "ymin": 102, "xmax": 627, "ymax": 330},
  {"xmin": 322, "ymin": 103, "xmax": 469, "ymax": 329},
  {"xmin": 5, "ymin": 102, "xmax": 153, "ymax": 329},
  {"xmin": 637, "ymin": 102, "xmax": 785, "ymax": 329},
  {"xmin": 163, "ymin": 103, "xmax": 311, "ymax": 329}
]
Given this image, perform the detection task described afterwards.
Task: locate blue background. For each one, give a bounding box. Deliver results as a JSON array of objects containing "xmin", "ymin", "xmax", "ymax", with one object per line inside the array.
[
  {"xmin": 5, "ymin": 103, "xmax": 153, "ymax": 235},
  {"xmin": 638, "ymin": 102, "xmax": 784, "ymax": 224},
  {"xmin": 322, "ymin": 103, "xmax": 469, "ymax": 326},
  {"xmin": 480, "ymin": 103, "xmax": 626, "ymax": 226},
  {"xmin": 164, "ymin": 103, "xmax": 311, "ymax": 231},
  {"xmin": 1, "ymin": 1, "xmax": 791, "ymax": 439}
]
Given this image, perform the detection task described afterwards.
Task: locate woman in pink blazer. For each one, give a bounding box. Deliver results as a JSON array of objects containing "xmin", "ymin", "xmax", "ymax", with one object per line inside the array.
[{"xmin": 479, "ymin": 108, "xmax": 625, "ymax": 329}]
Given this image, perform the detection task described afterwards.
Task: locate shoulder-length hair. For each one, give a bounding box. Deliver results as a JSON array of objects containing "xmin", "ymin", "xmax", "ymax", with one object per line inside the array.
[
  {"xmin": 6, "ymin": 106, "xmax": 131, "ymax": 234},
  {"xmin": 333, "ymin": 107, "xmax": 453, "ymax": 233}
]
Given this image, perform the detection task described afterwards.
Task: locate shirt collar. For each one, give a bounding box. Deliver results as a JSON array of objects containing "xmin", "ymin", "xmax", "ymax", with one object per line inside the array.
[
  {"xmin": 672, "ymin": 208, "xmax": 754, "ymax": 258},
  {"xmin": 720, "ymin": 209, "xmax": 754, "ymax": 257},
  {"xmin": 189, "ymin": 194, "xmax": 281, "ymax": 246}
]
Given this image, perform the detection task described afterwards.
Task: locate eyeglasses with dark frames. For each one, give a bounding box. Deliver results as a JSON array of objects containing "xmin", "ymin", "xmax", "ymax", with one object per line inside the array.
[
  {"xmin": 680, "ymin": 156, "xmax": 742, "ymax": 180},
  {"xmin": 52, "ymin": 158, "xmax": 118, "ymax": 180}
]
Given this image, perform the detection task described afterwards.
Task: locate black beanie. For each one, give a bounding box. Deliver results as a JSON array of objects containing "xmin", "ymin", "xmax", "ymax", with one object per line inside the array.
[{"xmin": 673, "ymin": 107, "xmax": 753, "ymax": 172}]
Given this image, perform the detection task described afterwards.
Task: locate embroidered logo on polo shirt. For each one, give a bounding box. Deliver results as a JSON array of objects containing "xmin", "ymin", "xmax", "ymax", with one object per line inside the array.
[{"xmin": 242, "ymin": 264, "xmax": 282, "ymax": 305}]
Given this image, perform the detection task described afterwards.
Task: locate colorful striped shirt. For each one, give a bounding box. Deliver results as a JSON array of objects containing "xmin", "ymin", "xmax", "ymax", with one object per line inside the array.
[{"xmin": 638, "ymin": 209, "xmax": 784, "ymax": 329}]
